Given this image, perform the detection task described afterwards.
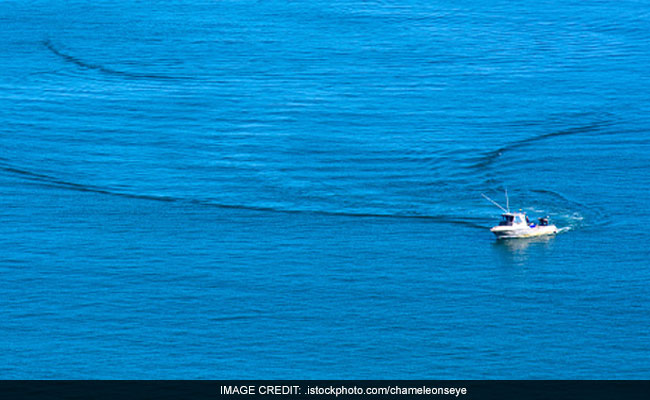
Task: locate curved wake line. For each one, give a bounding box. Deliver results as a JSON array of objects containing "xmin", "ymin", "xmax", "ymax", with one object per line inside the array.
[
  {"xmin": 471, "ymin": 121, "xmax": 614, "ymax": 170},
  {"xmin": 43, "ymin": 39, "xmax": 185, "ymax": 81},
  {"xmin": 0, "ymin": 163, "xmax": 176, "ymax": 202},
  {"xmin": 529, "ymin": 189, "xmax": 595, "ymax": 214},
  {"xmin": 0, "ymin": 162, "xmax": 486, "ymax": 229}
]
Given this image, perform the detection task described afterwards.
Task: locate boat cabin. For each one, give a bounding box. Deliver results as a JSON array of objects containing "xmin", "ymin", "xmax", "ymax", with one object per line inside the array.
[{"xmin": 498, "ymin": 212, "xmax": 527, "ymax": 226}]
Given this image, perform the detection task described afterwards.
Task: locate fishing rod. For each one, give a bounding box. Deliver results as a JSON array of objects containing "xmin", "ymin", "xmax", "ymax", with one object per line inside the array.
[{"xmin": 481, "ymin": 192, "xmax": 508, "ymax": 213}]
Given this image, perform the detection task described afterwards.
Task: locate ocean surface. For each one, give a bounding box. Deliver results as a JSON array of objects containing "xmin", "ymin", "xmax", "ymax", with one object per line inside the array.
[{"xmin": 1, "ymin": 0, "xmax": 649, "ymax": 378}]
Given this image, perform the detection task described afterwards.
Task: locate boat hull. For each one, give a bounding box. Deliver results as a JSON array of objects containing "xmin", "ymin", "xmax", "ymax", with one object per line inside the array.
[{"xmin": 490, "ymin": 224, "xmax": 558, "ymax": 239}]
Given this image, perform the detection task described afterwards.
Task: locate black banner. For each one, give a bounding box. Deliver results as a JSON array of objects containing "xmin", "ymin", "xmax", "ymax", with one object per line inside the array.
[{"xmin": 0, "ymin": 381, "xmax": 648, "ymax": 400}]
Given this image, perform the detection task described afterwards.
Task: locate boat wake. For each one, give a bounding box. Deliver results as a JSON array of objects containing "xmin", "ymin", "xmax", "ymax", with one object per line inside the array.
[
  {"xmin": 43, "ymin": 39, "xmax": 185, "ymax": 81},
  {"xmin": 0, "ymin": 159, "xmax": 487, "ymax": 229},
  {"xmin": 470, "ymin": 120, "xmax": 614, "ymax": 170}
]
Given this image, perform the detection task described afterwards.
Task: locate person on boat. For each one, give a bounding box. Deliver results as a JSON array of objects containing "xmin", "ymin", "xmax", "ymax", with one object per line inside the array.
[{"xmin": 538, "ymin": 217, "xmax": 548, "ymax": 226}]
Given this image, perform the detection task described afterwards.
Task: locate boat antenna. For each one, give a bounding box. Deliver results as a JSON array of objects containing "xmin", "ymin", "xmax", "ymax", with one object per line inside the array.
[
  {"xmin": 481, "ymin": 193, "xmax": 508, "ymax": 213},
  {"xmin": 505, "ymin": 188, "xmax": 510, "ymax": 212}
]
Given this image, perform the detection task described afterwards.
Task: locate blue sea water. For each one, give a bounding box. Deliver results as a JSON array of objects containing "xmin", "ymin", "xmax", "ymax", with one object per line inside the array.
[{"xmin": 1, "ymin": 0, "xmax": 649, "ymax": 378}]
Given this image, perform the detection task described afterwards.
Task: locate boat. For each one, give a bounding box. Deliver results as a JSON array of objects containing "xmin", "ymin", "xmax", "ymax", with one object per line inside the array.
[
  {"xmin": 482, "ymin": 192, "xmax": 558, "ymax": 239},
  {"xmin": 489, "ymin": 211, "xmax": 558, "ymax": 239}
]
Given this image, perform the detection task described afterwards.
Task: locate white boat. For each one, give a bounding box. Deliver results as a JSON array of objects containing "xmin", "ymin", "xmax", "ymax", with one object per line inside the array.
[
  {"xmin": 482, "ymin": 192, "xmax": 558, "ymax": 239},
  {"xmin": 490, "ymin": 212, "xmax": 557, "ymax": 239}
]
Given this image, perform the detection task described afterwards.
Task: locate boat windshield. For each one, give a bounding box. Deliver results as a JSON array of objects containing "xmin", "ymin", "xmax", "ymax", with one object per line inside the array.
[{"xmin": 499, "ymin": 215, "xmax": 514, "ymax": 226}]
